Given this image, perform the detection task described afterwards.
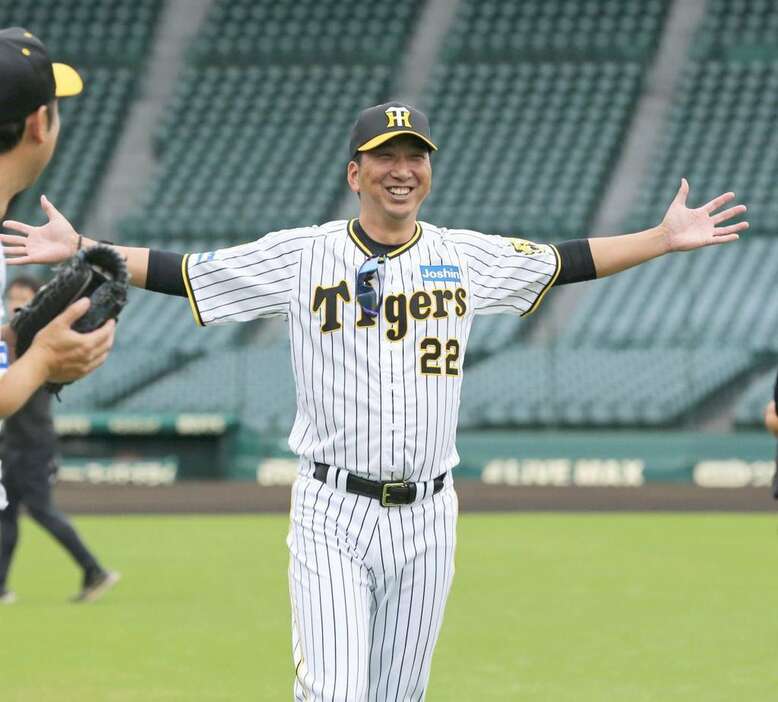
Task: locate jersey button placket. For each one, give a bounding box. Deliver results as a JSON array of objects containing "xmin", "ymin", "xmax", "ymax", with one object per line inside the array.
[{"xmin": 380, "ymin": 260, "xmax": 401, "ymax": 473}]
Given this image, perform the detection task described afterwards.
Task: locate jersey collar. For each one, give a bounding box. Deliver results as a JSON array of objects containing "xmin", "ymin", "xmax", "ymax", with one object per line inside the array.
[{"xmin": 348, "ymin": 219, "xmax": 422, "ymax": 259}]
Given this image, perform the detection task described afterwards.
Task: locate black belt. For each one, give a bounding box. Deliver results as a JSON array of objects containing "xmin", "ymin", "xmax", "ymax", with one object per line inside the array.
[{"xmin": 313, "ymin": 462, "xmax": 445, "ymax": 507}]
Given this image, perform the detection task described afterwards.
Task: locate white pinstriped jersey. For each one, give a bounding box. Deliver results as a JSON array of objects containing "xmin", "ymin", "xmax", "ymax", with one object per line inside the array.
[{"xmin": 183, "ymin": 219, "xmax": 559, "ymax": 482}]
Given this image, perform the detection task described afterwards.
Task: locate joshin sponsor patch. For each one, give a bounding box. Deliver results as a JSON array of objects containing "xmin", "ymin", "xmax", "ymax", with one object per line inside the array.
[{"xmin": 420, "ymin": 265, "xmax": 461, "ymax": 283}]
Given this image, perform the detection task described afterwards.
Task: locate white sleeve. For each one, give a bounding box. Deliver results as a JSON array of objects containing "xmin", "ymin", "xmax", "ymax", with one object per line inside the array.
[
  {"xmin": 448, "ymin": 229, "xmax": 560, "ymax": 316},
  {"xmin": 182, "ymin": 228, "xmax": 307, "ymax": 326}
]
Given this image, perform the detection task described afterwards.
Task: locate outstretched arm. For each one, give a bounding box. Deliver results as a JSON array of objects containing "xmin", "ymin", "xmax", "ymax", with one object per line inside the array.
[
  {"xmin": 2, "ymin": 195, "xmax": 151, "ymax": 287},
  {"xmin": 589, "ymin": 179, "xmax": 748, "ymax": 278}
]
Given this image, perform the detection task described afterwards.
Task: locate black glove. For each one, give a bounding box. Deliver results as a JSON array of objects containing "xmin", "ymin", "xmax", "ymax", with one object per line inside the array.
[{"xmin": 10, "ymin": 244, "xmax": 128, "ymax": 394}]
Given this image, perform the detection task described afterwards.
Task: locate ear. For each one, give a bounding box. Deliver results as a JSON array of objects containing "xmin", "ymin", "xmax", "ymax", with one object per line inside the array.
[
  {"xmin": 25, "ymin": 105, "xmax": 49, "ymax": 144},
  {"xmin": 347, "ymin": 160, "xmax": 360, "ymax": 194}
]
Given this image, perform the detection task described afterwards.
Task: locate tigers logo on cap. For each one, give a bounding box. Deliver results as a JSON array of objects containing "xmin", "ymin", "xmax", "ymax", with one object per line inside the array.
[
  {"xmin": 348, "ymin": 101, "xmax": 437, "ymax": 157},
  {"xmin": 385, "ymin": 106, "xmax": 411, "ymax": 129}
]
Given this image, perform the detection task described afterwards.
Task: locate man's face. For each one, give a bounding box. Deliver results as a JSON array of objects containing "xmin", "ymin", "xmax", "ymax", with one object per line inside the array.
[
  {"xmin": 5, "ymin": 284, "xmax": 35, "ymax": 318},
  {"xmin": 350, "ymin": 135, "xmax": 432, "ymax": 222}
]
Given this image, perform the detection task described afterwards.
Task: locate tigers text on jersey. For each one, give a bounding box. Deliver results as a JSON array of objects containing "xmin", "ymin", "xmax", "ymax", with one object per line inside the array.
[{"xmin": 182, "ymin": 220, "xmax": 559, "ymax": 482}]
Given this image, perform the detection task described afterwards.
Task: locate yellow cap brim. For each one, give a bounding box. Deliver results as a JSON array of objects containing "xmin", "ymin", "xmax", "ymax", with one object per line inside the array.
[
  {"xmin": 357, "ymin": 130, "xmax": 438, "ymax": 153},
  {"xmin": 52, "ymin": 63, "xmax": 83, "ymax": 98}
]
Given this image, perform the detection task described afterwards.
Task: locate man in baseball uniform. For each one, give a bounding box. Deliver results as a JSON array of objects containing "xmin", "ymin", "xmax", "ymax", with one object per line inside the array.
[
  {"xmin": 0, "ymin": 27, "xmax": 116, "ymax": 419},
  {"xmin": 2, "ymin": 102, "xmax": 748, "ymax": 699}
]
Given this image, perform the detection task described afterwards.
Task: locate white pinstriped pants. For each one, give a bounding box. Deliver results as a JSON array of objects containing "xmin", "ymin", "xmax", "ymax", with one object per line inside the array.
[{"xmin": 287, "ymin": 467, "xmax": 458, "ymax": 702}]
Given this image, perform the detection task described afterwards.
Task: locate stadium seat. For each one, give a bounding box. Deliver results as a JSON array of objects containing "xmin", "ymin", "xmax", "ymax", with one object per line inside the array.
[
  {"xmin": 562, "ymin": 238, "xmax": 778, "ymax": 353},
  {"xmin": 1, "ymin": 0, "xmax": 164, "ymax": 230},
  {"xmin": 189, "ymin": 0, "xmax": 422, "ymax": 65},
  {"xmin": 419, "ymin": 62, "xmax": 642, "ymax": 238},
  {"xmin": 459, "ymin": 346, "xmax": 753, "ymax": 428},
  {"xmin": 120, "ymin": 64, "xmax": 391, "ymax": 243},
  {"xmin": 441, "ymin": 0, "xmax": 670, "ymax": 63},
  {"xmin": 735, "ymin": 368, "xmax": 776, "ymax": 426},
  {"xmin": 625, "ymin": 61, "xmax": 778, "ymax": 236}
]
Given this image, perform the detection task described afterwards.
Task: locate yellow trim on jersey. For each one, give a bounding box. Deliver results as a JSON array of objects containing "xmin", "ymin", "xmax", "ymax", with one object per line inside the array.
[
  {"xmin": 386, "ymin": 222, "xmax": 422, "ymax": 258},
  {"xmin": 349, "ymin": 219, "xmax": 422, "ymax": 258},
  {"xmin": 347, "ymin": 219, "xmax": 373, "ymax": 256},
  {"xmin": 181, "ymin": 254, "xmax": 205, "ymax": 327},
  {"xmin": 521, "ymin": 243, "xmax": 562, "ymax": 317}
]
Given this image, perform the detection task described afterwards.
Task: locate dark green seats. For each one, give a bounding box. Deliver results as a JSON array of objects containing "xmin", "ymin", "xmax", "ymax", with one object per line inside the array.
[
  {"xmin": 121, "ymin": 64, "xmax": 390, "ymax": 243},
  {"xmin": 735, "ymin": 370, "xmax": 776, "ymax": 426},
  {"xmin": 0, "ymin": 0, "xmax": 163, "ymax": 66},
  {"xmin": 442, "ymin": 0, "xmax": 670, "ymax": 62},
  {"xmin": 627, "ymin": 61, "xmax": 778, "ymax": 236},
  {"xmin": 459, "ymin": 346, "xmax": 752, "ymax": 427},
  {"xmin": 419, "ymin": 62, "xmax": 641, "ymax": 238},
  {"xmin": 189, "ymin": 0, "xmax": 421, "ymax": 65},
  {"xmin": 1, "ymin": 0, "xmax": 163, "ymax": 230},
  {"xmin": 113, "ymin": 341, "xmax": 297, "ymax": 433},
  {"xmin": 692, "ymin": 0, "xmax": 778, "ymax": 60},
  {"xmin": 562, "ymin": 238, "xmax": 778, "ymax": 352},
  {"xmin": 9, "ymin": 69, "xmax": 134, "ymax": 230}
]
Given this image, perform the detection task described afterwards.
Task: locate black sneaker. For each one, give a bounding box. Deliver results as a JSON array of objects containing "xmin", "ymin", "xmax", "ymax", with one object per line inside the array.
[
  {"xmin": 0, "ymin": 587, "xmax": 16, "ymax": 604},
  {"xmin": 72, "ymin": 570, "xmax": 120, "ymax": 603}
]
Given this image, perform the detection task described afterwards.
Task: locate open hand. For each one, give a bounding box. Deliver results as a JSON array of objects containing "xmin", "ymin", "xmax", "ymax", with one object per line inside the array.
[
  {"xmin": 660, "ymin": 179, "xmax": 748, "ymax": 252},
  {"xmin": 1, "ymin": 194, "xmax": 79, "ymax": 265}
]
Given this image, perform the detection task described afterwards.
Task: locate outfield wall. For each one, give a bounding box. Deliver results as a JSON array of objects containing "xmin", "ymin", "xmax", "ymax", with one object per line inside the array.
[{"xmin": 54, "ymin": 414, "xmax": 775, "ymax": 489}]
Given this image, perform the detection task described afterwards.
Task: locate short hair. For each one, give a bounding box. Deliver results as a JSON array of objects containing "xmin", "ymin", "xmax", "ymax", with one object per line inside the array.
[
  {"xmin": 0, "ymin": 101, "xmax": 56, "ymax": 155},
  {"xmin": 0, "ymin": 118, "xmax": 26, "ymax": 154},
  {"xmin": 6, "ymin": 274, "xmax": 42, "ymax": 295}
]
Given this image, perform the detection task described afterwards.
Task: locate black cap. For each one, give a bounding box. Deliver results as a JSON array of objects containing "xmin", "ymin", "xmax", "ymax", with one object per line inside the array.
[
  {"xmin": 348, "ymin": 101, "xmax": 437, "ymax": 158},
  {"xmin": 0, "ymin": 27, "xmax": 82, "ymax": 124}
]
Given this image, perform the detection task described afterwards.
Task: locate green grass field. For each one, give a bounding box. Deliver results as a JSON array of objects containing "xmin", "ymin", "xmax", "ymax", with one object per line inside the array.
[{"xmin": 1, "ymin": 513, "xmax": 777, "ymax": 701}]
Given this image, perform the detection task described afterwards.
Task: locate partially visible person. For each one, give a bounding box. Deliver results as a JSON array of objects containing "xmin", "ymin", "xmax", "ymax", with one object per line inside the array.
[
  {"xmin": 0, "ymin": 276, "xmax": 119, "ymax": 604},
  {"xmin": 0, "ymin": 27, "xmax": 115, "ymax": 418},
  {"xmin": 763, "ymin": 371, "xmax": 778, "ymax": 499}
]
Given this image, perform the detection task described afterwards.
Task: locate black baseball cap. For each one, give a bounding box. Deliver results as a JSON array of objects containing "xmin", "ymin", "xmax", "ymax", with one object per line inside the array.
[
  {"xmin": 348, "ymin": 101, "xmax": 437, "ymax": 158},
  {"xmin": 0, "ymin": 27, "xmax": 82, "ymax": 124}
]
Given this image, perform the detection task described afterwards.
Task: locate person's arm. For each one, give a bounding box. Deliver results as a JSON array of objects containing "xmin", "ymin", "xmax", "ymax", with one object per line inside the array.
[
  {"xmin": 764, "ymin": 367, "xmax": 778, "ymax": 436},
  {"xmin": 2, "ymin": 195, "xmax": 151, "ymax": 288},
  {"xmin": 0, "ymin": 298, "xmax": 115, "ymax": 418},
  {"xmin": 0, "ymin": 345, "xmax": 51, "ymax": 416},
  {"xmin": 588, "ymin": 179, "xmax": 747, "ymax": 278},
  {"xmin": 764, "ymin": 401, "xmax": 778, "ymax": 436}
]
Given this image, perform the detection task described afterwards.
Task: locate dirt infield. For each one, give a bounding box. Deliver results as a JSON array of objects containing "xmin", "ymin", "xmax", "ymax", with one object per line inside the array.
[{"xmin": 54, "ymin": 481, "xmax": 778, "ymax": 514}]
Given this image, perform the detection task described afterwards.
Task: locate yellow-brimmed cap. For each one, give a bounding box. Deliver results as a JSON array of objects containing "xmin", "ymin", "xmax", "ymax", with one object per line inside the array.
[
  {"xmin": 53, "ymin": 62, "xmax": 83, "ymax": 97},
  {"xmin": 0, "ymin": 27, "xmax": 83, "ymax": 122},
  {"xmin": 349, "ymin": 102, "xmax": 437, "ymax": 158}
]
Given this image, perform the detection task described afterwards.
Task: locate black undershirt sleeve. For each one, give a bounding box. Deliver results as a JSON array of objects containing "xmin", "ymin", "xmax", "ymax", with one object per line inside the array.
[
  {"xmin": 554, "ymin": 239, "xmax": 596, "ymax": 285},
  {"xmin": 146, "ymin": 249, "xmax": 187, "ymax": 297}
]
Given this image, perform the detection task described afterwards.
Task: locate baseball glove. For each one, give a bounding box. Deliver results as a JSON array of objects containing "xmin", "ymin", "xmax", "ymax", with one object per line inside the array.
[{"xmin": 10, "ymin": 244, "xmax": 128, "ymax": 394}]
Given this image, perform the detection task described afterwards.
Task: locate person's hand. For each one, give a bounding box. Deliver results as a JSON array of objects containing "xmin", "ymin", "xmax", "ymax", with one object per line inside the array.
[
  {"xmin": 29, "ymin": 298, "xmax": 116, "ymax": 383},
  {"xmin": 1, "ymin": 194, "xmax": 79, "ymax": 266},
  {"xmin": 764, "ymin": 400, "xmax": 778, "ymax": 437},
  {"xmin": 659, "ymin": 179, "xmax": 749, "ymax": 253}
]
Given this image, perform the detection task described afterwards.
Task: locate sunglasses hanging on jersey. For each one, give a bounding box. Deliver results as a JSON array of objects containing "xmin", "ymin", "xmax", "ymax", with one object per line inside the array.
[{"xmin": 356, "ymin": 255, "xmax": 385, "ymax": 318}]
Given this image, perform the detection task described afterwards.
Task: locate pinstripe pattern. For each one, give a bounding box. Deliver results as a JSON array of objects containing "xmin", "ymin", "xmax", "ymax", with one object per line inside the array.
[
  {"xmin": 184, "ymin": 221, "xmax": 557, "ymax": 481},
  {"xmin": 289, "ymin": 467, "xmax": 458, "ymax": 702},
  {"xmin": 184, "ymin": 219, "xmax": 557, "ymax": 699}
]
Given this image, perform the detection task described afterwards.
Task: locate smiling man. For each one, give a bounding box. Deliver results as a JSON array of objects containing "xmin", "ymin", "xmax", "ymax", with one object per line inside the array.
[{"xmin": 0, "ymin": 100, "xmax": 748, "ymax": 700}]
